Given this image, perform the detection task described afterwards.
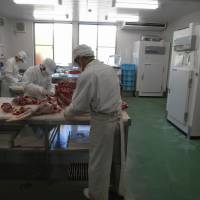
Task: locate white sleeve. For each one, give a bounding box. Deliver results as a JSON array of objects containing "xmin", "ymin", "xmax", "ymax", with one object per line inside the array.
[
  {"xmin": 46, "ymin": 76, "xmax": 55, "ymax": 95},
  {"xmin": 64, "ymin": 72, "xmax": 95, "ymax": 117},
  {"xmin": 22, "ymin": 69, "xmax": 44, "ymax": 97},
  {"xmin": 5, "ymin": 73, "xmax": 18, "ymax": 83}
]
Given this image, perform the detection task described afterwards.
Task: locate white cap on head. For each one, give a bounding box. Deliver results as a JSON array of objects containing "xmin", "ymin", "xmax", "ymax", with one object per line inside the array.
[
  {"xmin": 73, "ymin": 44, "xmax": 94, "ymax": 61},
  {"xmin": 42, "ymin": 58, "xmax": 56, "ymax": 75},
  {"xmin": 16, "ymin": 50, "xmax": 27, "ymax": 61}
]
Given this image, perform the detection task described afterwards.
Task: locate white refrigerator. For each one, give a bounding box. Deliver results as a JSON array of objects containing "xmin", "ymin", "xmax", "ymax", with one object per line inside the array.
[
  {"xmin": 133, "ymin": 40, "xmax": 170, "ymax": 96},
  {"xmin": 166, "ymin": 23, "xmax": 200, "ymax": 138}
]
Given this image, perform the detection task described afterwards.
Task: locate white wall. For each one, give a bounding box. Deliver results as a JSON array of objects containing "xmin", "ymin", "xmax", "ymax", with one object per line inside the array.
[
  {"xmin": 163, "ymin": 10, "xmax": 200, "ymax": 43},
  {"xmin": 1, "ymin": 10, "xmax": 200, "ymax": 68},
  {"xmin": 0, "ymin": 18, "xmax": 34, "ymax": 67},
  {"xmin": 116, "ymin": 27, "xmax": 162, "ymax": 64},
  {"xmin": 0, "ymin": 18, "xmax": 10, "ymax": 58},
  {"xmin": 0, "ymin": 18, "xmax": 163, "ymax": 66}
]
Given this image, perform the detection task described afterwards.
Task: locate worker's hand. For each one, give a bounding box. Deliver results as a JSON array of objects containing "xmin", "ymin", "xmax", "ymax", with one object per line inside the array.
[{"xmin": 17, "ymin": 74, "xmax": 23, "ymax": 82}]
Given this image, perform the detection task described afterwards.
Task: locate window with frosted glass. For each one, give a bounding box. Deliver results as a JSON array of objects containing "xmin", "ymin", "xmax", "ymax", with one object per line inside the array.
[
  {"xmin": 35, "ymin": 23, "xmax": 53, "ymax": 64},
  {"xmin": 34, "ymin": 23, "xmax": 72, "ymax": 66},
  {"xmin": 79, "ymin": 25, "xmax": 97, "ymax": 57},
  {"xmin": 79, "ymin": 24, "xmax": 116, "ymax": 64},
  {"xmin": 97, "ymin": 25, "xmax": 116, "ymax": 64},
  {"xmin": 54, "ymin": 24, "xmax": 72, "ymax": 66}
]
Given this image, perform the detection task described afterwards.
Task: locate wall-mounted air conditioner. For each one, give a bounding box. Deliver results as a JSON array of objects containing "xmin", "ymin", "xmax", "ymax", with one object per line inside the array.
[{"xmin": 120, "ymin": 22, "xmax": 167, "ymax": 31}]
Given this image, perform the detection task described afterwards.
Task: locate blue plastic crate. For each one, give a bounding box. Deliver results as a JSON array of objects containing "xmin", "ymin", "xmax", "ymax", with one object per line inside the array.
[
  {"xmin": 123, "ymin": 81, "xmax": 134, "ymax": 86},
  {"xmin": 123, "ymin": 76, "xmax": 134, "ymax": 81},
  {"xmin": 122, "ymin": 85, "xmax": 134, "ymax": 91},
  {"xmin": 122, "ymin": 73, "xmax": 135, "ymax": 78},
  {"xmin": 120, "ymin": 64, "xmax": 137, "ymax": 91},
  {"xmin": 121, "ymin": 64, "xmax": 136, "ymax": 71}
]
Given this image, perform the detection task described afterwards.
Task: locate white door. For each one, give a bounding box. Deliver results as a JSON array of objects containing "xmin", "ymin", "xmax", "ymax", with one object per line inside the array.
[
  {"xmin": 167, "ymin": 68, "xmax": 191, "ymax": 124},
  {"xmin": 140, "ymin": 64, "xmax": 164, "ymax": 93}
]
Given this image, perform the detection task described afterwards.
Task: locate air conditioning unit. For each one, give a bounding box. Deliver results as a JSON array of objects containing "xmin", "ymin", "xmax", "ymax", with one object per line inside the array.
[
  {"xmin": 15, "ymin": 22, "xmax": 26, "ymax": 33},
  {"xmin": 141, "ymin": 35, "xmax": 162, "ymax": 41},
  {"xmin": 120, "ymin": 22, "xmax": 167, "ymax": 31}
]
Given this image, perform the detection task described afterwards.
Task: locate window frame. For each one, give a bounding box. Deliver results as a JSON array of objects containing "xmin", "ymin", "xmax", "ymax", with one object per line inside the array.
[
  {"xmin": 78, "ymin": 22, "xmax": 117, "ymax": 63},
  {"xmin": 33, "ymin": 21, "xmax": 73, "ymax": 66}
]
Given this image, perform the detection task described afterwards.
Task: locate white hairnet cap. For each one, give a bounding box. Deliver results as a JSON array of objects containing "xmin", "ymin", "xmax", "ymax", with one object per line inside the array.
[
  {"xmin": 16, "ymin": 50, "xmax": 27, "ymax": 61},
  {"xmin": 73, "ymin": 44, "xmax": 94, "ymax": 60},
  {"xmin": 42, "ymin": 58, "xmax": 56, "ymax": 75}
]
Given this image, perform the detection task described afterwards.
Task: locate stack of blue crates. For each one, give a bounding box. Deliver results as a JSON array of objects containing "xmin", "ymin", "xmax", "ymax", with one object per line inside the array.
[{"xmin": 121, "ymin": 64, "xmax": 136, "ymax": 91}]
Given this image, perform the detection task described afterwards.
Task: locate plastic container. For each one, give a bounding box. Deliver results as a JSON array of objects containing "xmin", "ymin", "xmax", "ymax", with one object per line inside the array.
[{"xmin": 121, "ymin": 64, "xmax": 137, "ymax": 91}]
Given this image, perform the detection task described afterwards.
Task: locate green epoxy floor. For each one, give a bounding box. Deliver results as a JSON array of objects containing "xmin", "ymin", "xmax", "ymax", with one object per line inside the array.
[
  {"xmin": 1, "ymin": 97, "xmax": 200, "ymax": 200},
  {"xmin": 125, "ymin": 97, "xmax": 200, "ymax": 200}
]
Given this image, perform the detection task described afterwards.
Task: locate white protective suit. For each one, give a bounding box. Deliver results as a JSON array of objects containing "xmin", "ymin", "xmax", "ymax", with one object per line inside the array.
[
  {"xmin": 64, "ymin": 59, "xmax": 126, "ymax": 200},
  {"xmin": 1, "ymin": 57, "xmax": 22, "ymax": 97},
  {"xmin": 22, "ymin": 65, "xmax": 54, "ymax": 99},
  {"xmin": 18, "ymin": 63, "xmax": 55, "ymax": 147}
]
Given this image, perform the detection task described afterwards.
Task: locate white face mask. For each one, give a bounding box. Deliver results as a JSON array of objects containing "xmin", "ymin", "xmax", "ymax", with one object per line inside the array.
[{"xmin": 40, "ymin": 65, "xmax": 49, "ymax": 76}]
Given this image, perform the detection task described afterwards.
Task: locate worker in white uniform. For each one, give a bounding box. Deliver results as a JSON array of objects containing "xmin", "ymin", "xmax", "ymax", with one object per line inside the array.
[
  {"xmin": 16, "ymin": 58, "xmax": 56, "ymax": 146},
  {"xmin": 22, "ymin": 58, "xmax": 56, "ymax": 99},
  {"xmin": 1, "ymin": 50, "xmax": 27, "ymax": 97},
  {"xmin": 64, "ymin": 44, "xmax": 125, "ymax": 200}
]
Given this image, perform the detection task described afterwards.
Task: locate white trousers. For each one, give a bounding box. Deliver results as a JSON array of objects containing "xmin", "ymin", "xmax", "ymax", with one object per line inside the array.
[{"xmin": 88, "ymin": 112, "xmax": 123, "ymax": 200}]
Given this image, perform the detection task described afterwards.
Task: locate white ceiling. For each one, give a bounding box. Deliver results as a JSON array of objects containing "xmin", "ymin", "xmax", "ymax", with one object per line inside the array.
[{"xmin": 0, "ymin": 0, "xmax": 200, "ymax": 23}]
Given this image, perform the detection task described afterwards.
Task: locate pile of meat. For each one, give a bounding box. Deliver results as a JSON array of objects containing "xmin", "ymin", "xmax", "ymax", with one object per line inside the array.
[
  {"xmin": 1, "ymin": 80, "xmax": 128, "ymax": 117},
  {"xmin": 1, "ymin": 96, "xmax": 62, "ymax": 116},
  {"xmin": 12, "ymin": 96, "xmax": 42, "ymax": 106},
  {"xmin": 12, "ymin": 95, "xmax": 58, "ymax": 106},
  {"xmin": 1, "ymin": 102, "xmax": 31, "ymax": 115},
  {"xmin": 0, "ymin": 81, "xmax": 76, "ymax": 116},
  {"xmin": 55, "ymin": 81, "xmax": 76, "ymax": 108}
]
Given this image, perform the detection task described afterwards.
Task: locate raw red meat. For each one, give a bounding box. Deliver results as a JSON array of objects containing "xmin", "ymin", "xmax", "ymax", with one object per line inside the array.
[
  {"xmin": 68, "ymin": 70, "xmax": 81, "ymax": 74},
  {"xmin": 1, "ymin": 103, "xmax": 13, "ymax": 113},
  {"xmin": 1, "ymin": 102, "xmax": 32, "ymax": 115},
  {"xmin": 121, "ymin": 101, "xmax": 128, "ymax": 110},
  {"xmin": 13, "ymin": 96, "xmax": 40, "ymax": 106},
  {"xmin": 12, "ymin": 95, "xmax": 58, "ymax": 106},
  {"xmin": 12, "ymin": 106, "xmax": 31, "ymax": 115},
  {"xmin": 55, "ymin": 81, "xmax": 76, "ymax": 107},
  {"xmin": 6, "ymin": 80, "xmax": 76, "ymax": 116},
  {"xmin": 34, "ymin": 102, "xmax": 61, "ymax": 115}
]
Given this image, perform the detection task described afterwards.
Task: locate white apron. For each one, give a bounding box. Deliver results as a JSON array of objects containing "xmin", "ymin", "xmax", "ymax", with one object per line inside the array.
[{"xmin": 88, "ymin": 112, "xmax": 126, "ymax": 200}]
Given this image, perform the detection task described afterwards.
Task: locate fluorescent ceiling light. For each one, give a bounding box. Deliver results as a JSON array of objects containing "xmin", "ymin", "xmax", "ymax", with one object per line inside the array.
[
  {"xmin": 106, "ymin": 14, "xmax": 139, "ymax": 22},
  {"xmin": 114, "ymin": 0, "xmax": 159, "ymax": 9},
  {"xmin": 13, "ymin": 0, "xmax": 58, "ymax": 5}
]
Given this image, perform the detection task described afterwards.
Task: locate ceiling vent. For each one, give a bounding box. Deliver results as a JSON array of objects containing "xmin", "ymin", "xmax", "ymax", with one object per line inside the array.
[
  {"xmin": 15, "ymin": 22, "xmax": 26, "ymax": 33},
  {"xmin": 120, "ymin": 22, "xmax": 167, "ymax": 31}
]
